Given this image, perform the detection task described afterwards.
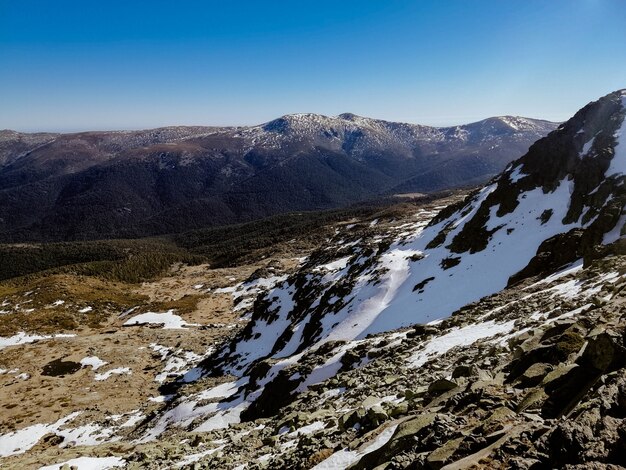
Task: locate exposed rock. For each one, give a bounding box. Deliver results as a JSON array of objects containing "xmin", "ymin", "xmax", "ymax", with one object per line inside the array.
[{"xmin": 428, "ymin": 379, "xmax": 459, "ymax": 395}]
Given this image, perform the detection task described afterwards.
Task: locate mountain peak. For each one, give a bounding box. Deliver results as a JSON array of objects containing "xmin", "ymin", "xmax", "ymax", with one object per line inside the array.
[{"xmin": 337, "ymin": 112, "xmax": 363, "ymax": 121}]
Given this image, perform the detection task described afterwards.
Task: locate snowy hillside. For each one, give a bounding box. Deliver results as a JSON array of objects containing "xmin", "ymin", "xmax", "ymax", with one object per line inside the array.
[
  {"xmin": 124, "ymin": 89, "xmax": 626, "ymax": 442},
  {"xmin": 239, "ymin": 112, "xmax": 554, "ymax": 158}
]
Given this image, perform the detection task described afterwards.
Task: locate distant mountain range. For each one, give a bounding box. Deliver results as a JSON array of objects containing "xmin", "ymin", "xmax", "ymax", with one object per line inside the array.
[{"xmin": 0, "ymin": 113, "xmax": 557, "ymax": 241}]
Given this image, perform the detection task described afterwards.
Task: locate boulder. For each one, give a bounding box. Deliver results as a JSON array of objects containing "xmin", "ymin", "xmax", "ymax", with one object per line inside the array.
[
  {"xmin": 426, "ymin": 436, "xmax": 464, "ymax": 469},
  {"xmin": 516, "ymin": 363, "xmax": 552, "ymax": 388},
  {"xmin": 428, "ymin": 379, "xmax": 459, "ymax": 395},
  {"xmin": 350, "ymin": 414, "xmax": 438, "ymax": 469}
]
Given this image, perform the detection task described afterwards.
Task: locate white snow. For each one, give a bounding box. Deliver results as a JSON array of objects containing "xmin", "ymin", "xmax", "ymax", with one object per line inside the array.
[
  {"xmin": 0, "ymin": 412, "xmax": 80, "ymax": 457},
  {"xmin": 39, "ymin": 456, "xmax": 126, "ymax": 470},
  {"xmin": 525, "ymin": 259, "xmax": 584, "ymax": 288},
  {"xmin": 603, "ymin": 213, "xmax": 626, "ymax": 244},
  {"xmin": 120, "ymin": 411, "xmax": 144, "ymax": 428},
  {"xmin": 408, "ymin": 320, "xmax": 517, "ymax": 368},
  {"xmin": 194, "ymin": 175, "xmax": 592, "ymax": 424},
  {"xmin": 58, "ymin": 423, "xmax": 117, "ymax": 447},
  {"xmin": 508, "ymin": 165, "xmax": 526, "ymax": 183},
  {"xmin": 288, "ymin": 421, "xmax": 326, "ymax": 437},
  {"xmin": 123, "ymin": 310, "xmax": 198, "ymax": 329},
  {"xmin": 153, "ymin": 348, "xmax": 203, "ymax": 383},
  {"xmin": 94, "ymin": 367, "xmax": 131, "ymax": 381},
  {"xmin": 581, "ymin": 135, "xmax": 596, "ymax": 157},
  {"xmin": 547, "ymin": 279, "xmax": 583, "ymax": 300},
  {"xmin": 198, "ymin": 379, "xmax": 247, "ymax": 400},
  {"xmin": 80, "ymin": 356, "xmax": 108, "ymax": 371},
  {"xmin": 606, "ymin": 96, "xmax": 626, "ymax": 176},
  {"xmin": 139, "ymin": 388, "xmax": 249, "ymax": 441},
  {"xmin": 174, "ymin": 445, "xmax": 225, "ymax": 467},
  {"xmin": 148, "ymin": 395, "xmax": 171, "ymax": 403},
  {"xmin": 214, "ymin": 286, "xmax": 238, "ymax": 294},
  {"xmin": 311, "ymin": 424, "xmax": 398, "ymax": 469},
  {"xmin": 195, "ymin": 401, "xmax": 248, "ymax": 432},
  {"xmin": 314, "ymin": 256, "xmax": 351, "ymax": 272},
  {"xmin": 78, "ymin": 306, "xmax": 93, "ymax": 313},
  {"xmin": 0, "ymin": 332, "xmax": 75, "ymax": 350}
]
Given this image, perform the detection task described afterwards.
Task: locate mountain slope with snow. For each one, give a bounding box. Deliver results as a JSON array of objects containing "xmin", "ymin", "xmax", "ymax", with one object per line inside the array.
[{"xmin": 170, "ymin": 89, "xmax": 626, "ymax": 425}]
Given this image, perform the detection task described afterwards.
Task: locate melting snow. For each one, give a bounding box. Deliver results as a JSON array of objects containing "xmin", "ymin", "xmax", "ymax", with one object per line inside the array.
[
  {"xmin": 315, "ymin": 257, "xmax": 352, "ymax": 272},
  {"xmin": 123, "ymin": 310, "xmax": 198, "ymax": 329},
  {"xmin": 0, "ymin": 332, "xmax": 75, "ymax": 350},
  {"xmin": 39, "ymin": 456, "xmax": 126, "ymax": 470},
  {"xmin": 311, "ymin": 424, "xmax": 398, "ymax": 469},
  {"xmin": 0, "ymin": 412, "xmax": 80, "ymax": 457},
  {"xmin": 288, "ymin": 421, "xmax": 325, "ymax": 437},
  {"xmin": 94, "ymin": 367, "xmax": 131, "ymax": 381},
  {"xmin": 581, "ymin": 135, "xmax": 596, "ymax": 157},
  {"xmin": 603, "ymin": 213, "xmax": 626, "ymax": 244},
  {"xmin": 508, "ymin": 165, "xmax": 526, "ymax": 182},
  {"xmin": 607, "ymin": 95, "xmax": 626, "ymax": 176},
  {"xmin": 174, "ymin": 446, "xmax": 225, "ymax": 467},
  {"xmin": 408, "ymin": 320, "xmax": 516, "ymax": 368},
  {"xmin": 198, "ymin": 378, "xmax": 247, "ymax": 400},
  {"xmin": 525, "ymin": 259, "xmax": 584, "ymax": 288},
  {"xmin": 80, "ymin": 356, "xmax": 108, "ymax": 371}
]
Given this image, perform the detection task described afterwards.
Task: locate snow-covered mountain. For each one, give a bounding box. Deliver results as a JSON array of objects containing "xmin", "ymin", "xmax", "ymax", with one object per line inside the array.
[
  {"xmin": 143, "ymin": 89, "xmax": 626, "ymax": 429},
  {"xmin": 0, "ymin": 113, "xmax": 556, "ymax": 241}
]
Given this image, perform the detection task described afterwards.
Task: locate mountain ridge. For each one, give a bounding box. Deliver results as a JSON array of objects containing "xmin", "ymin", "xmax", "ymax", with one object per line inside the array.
[{"xmin": 0, "ymin": 113, "xmax": 557, "ymax": 242}]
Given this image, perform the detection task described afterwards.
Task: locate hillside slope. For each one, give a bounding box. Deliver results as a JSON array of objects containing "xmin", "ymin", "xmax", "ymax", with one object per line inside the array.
[{"xmin": 0, "ymin": 114, "xmax": 556, "ymax": 241}]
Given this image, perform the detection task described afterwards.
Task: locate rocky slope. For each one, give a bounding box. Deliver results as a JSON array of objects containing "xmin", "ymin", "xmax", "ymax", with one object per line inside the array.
[
  {"xmin": 0, "ymin": 90, "xmax": 624, "ymax": 469},
  {"xmin": 187, "ymin": 90, "xmax": 626, "ymax": 418},
  {"xmin": 130, "ymin": 89, "xmax": 626, "ymax": 466},
  {"xmin": 0, "ymin": 114, "xmax": 556, "ymax": 242}
]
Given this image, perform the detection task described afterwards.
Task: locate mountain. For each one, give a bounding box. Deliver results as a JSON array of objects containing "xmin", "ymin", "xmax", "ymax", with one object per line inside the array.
[
  {"xmin": 133, "ymin": 90, "xmax": 625, "ymax": 459},
  {"xmin": 195, "ymin": 89, "xmax": 625, "ymax": 387},
  {"xmin": 0, "ymin": 114, "xmax": 556, "ymax": 242},
  {"xmin": 2, "ymin": 91, "xmax": 626, "ymax": 469}
]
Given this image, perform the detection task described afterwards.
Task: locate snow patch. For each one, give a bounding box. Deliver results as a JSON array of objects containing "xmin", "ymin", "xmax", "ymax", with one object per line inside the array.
[
  {"xmin": 311, "ymin": 423, "xmax": 398, "ymax": 469},
  {"xmin": 409, "ymin": 320, "xmax": 517, "ymax": 368},
  {"xmin": 123, "ymin": 310, "xmax": 198, "ymax": 329},
  {"xmin": 80, "ymin": 356, "xmax": 107, "ymax": 371},
  {"xmin": 94, "ymin": 367, "xmax": 131, "ymax": 381},
  {"xmin": 39, "ymin": 456, "xmax": 126, "ymax": 470},
  {"xmin": 0, "ymin": 412, "xmax": 80, "ymax": 457},
  {"xmin": 0, "ymin": 332, "xmax": 75, "ymax": 350},
  {"xmin": 607, "ymin": 96, "xmax": 626, "ymax": 176}
]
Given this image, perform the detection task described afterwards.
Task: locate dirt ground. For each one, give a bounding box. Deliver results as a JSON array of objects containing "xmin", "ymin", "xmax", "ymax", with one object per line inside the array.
[{"xmin": 0, "ymin": 257, "xmax": 300, "ymax": 437}]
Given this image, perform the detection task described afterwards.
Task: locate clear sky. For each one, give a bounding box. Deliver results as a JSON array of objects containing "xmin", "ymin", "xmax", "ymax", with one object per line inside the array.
[{"xmin": 1, "ymin": 0, "xmax": 625, "ymax": 132}]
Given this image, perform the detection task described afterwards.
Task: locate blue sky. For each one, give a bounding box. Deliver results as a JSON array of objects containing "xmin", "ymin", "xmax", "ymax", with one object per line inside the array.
[{"xmin": 1, "ymin": 0, "xmax": 625, "ymax": 131}]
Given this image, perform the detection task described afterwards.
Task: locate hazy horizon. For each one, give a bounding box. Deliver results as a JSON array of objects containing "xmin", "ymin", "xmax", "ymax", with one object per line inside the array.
[{"xmin": 3, "ymin": 110, "xmax": 565, "ymax": 134}]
